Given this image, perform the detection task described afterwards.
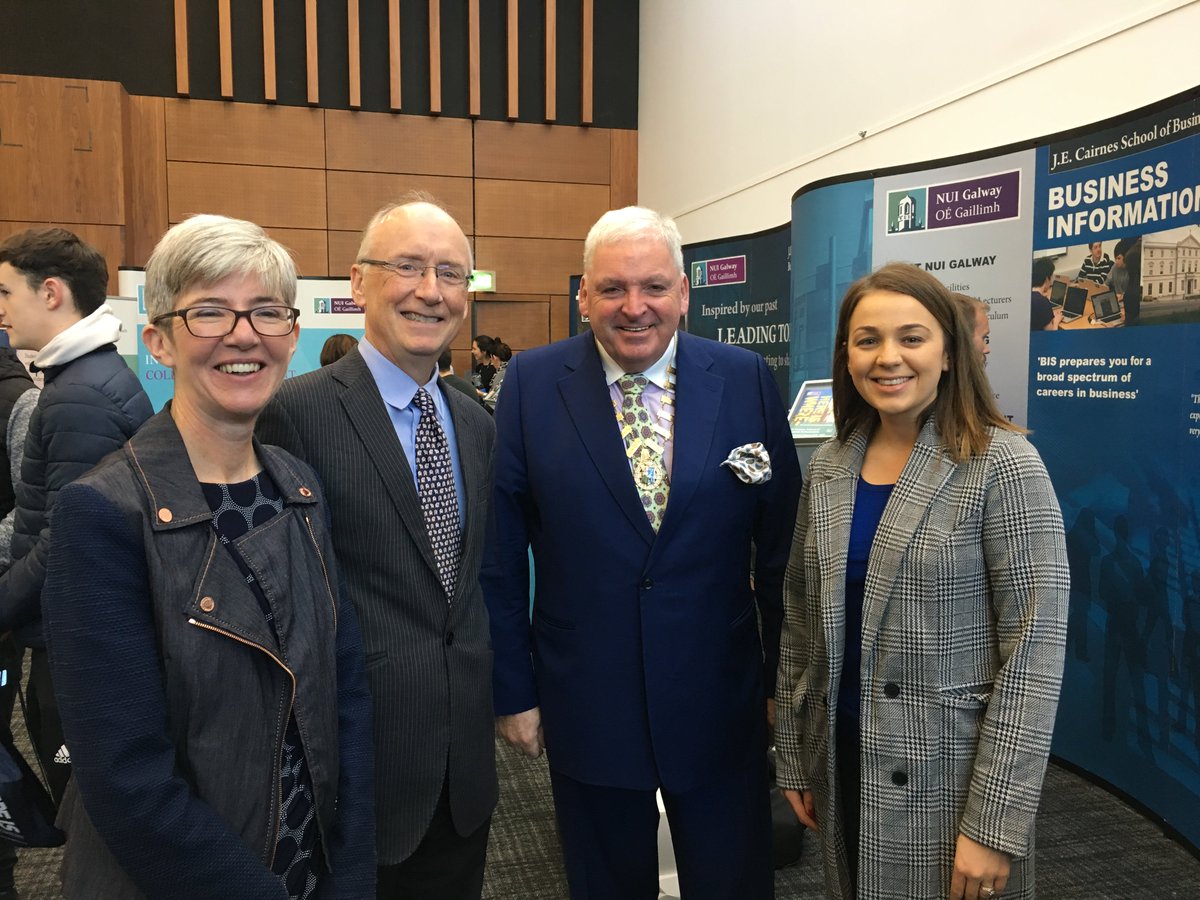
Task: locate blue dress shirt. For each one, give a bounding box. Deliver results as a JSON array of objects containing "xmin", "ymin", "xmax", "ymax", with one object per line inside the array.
[{"xmin": 358, "ymin": 338, "xmax": 466, "ymax": 530}]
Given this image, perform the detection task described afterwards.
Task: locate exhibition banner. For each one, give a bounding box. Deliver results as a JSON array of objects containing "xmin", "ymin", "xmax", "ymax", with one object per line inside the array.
[
  {"xmin": 682, "ymin": 225, "xmax": 792, "ymax": 399},
  {"xmin": 785, "ymin": 87, "xmax": 1200, "ymax": 848}
]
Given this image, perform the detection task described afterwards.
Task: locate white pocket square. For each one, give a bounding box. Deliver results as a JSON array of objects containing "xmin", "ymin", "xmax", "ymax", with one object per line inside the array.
[{"xmin": 721, "ymin": 442, "xmax": 772, "ymax": 484}]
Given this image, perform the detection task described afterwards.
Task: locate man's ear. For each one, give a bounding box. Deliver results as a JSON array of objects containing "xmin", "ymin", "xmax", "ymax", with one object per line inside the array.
[
  {"xmin": 41, "ymin": 277, "xmax": 71, "ymax": 312},
  {"xmin": 350, "ymin": 264, "xmax": 367, "ymax": 310},
  {"xmin": 577, "ymin": 276, "xmax": 590, "ymax": 319}
]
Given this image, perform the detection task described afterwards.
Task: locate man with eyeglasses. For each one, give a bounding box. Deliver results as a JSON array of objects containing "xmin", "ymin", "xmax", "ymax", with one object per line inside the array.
[
  {"xmin": 258, "ymin": 198, "xmax": 497, "ymax": 900},
  {"xmin": 0, "ymin": 228, "xmax": 151, "ymax": 853}
]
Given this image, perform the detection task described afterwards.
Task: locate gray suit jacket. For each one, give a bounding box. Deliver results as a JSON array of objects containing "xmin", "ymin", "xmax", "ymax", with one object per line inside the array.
[
  {"xmin": 257, "ymin": 348, "xmax": 498, "ymax": 864},
  {"xmin": 775, "ymin": 418, "xmax": 1068, "ymax": 900}
]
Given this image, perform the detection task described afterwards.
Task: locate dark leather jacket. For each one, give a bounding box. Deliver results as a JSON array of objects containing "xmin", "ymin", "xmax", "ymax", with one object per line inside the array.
[{"xmin": 44, "ymin": 410, "xmax": 375, "ymax": 899}]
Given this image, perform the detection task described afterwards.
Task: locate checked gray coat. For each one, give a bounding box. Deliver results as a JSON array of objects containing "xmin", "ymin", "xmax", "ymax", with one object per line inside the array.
[{"xmin": 775, "ymin": 419, "xmax": 1069, "ymax": 900}]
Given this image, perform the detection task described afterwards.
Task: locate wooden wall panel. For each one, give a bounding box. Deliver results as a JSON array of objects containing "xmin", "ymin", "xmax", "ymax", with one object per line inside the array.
[
  {"xmin": 0, "ymin": 76, "xmax": 125, "ymax": 224},
  {"xmin": 475, "ymin": 298, "xmax": 549, "ymax": 350},
  {"xmin": 610, "ymin": 128, "xmax": 638, "ymax": 209},
  {"xmin": 327, "ymin": 171, "xmax": 474, "ymax": 233},
  {"xmin": 475, "ymin": 121, "xmax": 609, "ymax": 184},
  {"xmin": 0, "ymin": 221, "xmax": 124, "ymax": 293},
  {"xmin": 165, "ymin": 99, "xmax": 325, "ymax": 168},
  {"xmin": 328, "ymin": 230, "xmax": 363, "ymax": 276},
  {"xmin": 168, "ymin": 161, "xmax": 327, "ymax": 229},
  {"xmin": 263, "ymin": 0, "xmax": 277, "ymax": 101},
  {"xmin": 581, "ymin": 0, "xmax": 593, "ymax": 124},
  {"xmin": 448, "ymin": 349, "xmax": 474, "ymax": 378},
  {"xmin": 347, "ymin": 0, "xmax": 361, "ymax": 109},
  {"xmin": 174, "ymin": 0, "xmax": 189, "ymax": 95},
  {"xmin": 471, "ymin": 293, "xmax": 549, "ymax": 303},
  {"xmin": 544, "ymin": 0, "xmax": 556, "ymax": 122},
  {"xmin": 122, "ymin": 95, "xmax": 169, "ymax": 267},
  {"xmin": 0, "ymin": 71, "xmax": 634, "ymax": 357},
  {"xmin": 325, "ymin": 110, "xmax": 472, "ymax": 176},
  {"xmin": 388, "ymin": 0, "xmax": 401, "ymax": 110},
  {"xmin": 506, "ymin": 0, "xmax": 518, "ymax": 119},
  {"xmin": 468, "ymin": 0, "xmax": 480, "ymax": 117},
  {"xmin": 450, "ymin": 323, "xmax": 473, "ymax": 351},
  {"xmin": 428, "ymin": 0, "xmax": 441, "ymax": 114},
  {"xmin": 265, "ymin": 227, "xmax": 328, "ymax": 277},
  {"xmin": 475, "ymin": 180, "xmax": 609, "ymax": 240},
  {"xmin": 305, "ymin": 0, "xmax": 319, "ymax": 104},
  {"xmin": 550, "ymin": 293, "xmax": 571, "ymax": 342},
  {"xmin": 475, "ymin": 237, "xmax": 582, "ymax": 295},
  {"xmin": 218, "ymin": 0, "xmax": 233, "ymax": 97}
]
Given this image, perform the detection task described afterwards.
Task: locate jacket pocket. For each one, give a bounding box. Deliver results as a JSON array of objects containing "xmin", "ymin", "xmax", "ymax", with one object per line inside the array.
[
  {"xmin": 936, "ymin": 683, "xmax": 993, "ymax": 709},
  {"xmin": 534, "ymin": 609, "xmax": 575, "ymax": 631}
]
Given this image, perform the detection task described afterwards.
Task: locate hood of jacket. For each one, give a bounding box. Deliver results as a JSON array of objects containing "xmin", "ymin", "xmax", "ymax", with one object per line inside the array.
[{"xmin": 33, "ymin": 304, "xmax": 123, "ymax": 370}]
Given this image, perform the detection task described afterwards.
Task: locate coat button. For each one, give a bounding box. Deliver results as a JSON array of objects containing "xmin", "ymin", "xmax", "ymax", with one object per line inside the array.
[
  {"xmin": 157, "ymin": 507, "xmax": 173, "ymax": 523},
  {"xmin": 445, "ymin": 631, "xmax": 454, "ymax": 646},
  {"xmin": 892, "ymin": 770, "xmax": 908, "ymax": 787},
  {"xmin": 299, "ymin": 487, "xmax": 313, "ymax": 497},
  {"xmin": 883, "ymin": 682, "xmax": 900, "ymax": 699},
  {"xmin": 641, "ymin": 578, "xmax": 653, "ymax": 590},
  {"xmin": 199, "ymin": 596, "xmax": 215, "ymax": 613}
]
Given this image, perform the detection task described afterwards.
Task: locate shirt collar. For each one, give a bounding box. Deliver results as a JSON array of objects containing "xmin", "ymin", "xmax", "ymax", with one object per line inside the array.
[
  {"xmin": 595, "ymin": 333, "xmax": 677, "ymax": 389},
  {"xmin": 358, "ymin": 337, "xmax": 444, "ymax": 413}
]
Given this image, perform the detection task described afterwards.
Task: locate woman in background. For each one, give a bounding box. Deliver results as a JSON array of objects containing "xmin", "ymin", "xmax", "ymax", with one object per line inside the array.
[
  {"xmin": 471, "ymin": 334, "xmax": 498, "ymax": 394},
  {"xmin": 319, "ymin": 332, "xmax": 358, "ymax": 367},
  {"xmin": 43, "ymin": 215, "xmax": 375, "ymax": 899},
  {"xmin": 481, "ymin": 336, "xmax": 512, "ymax": 412},
  {"xmin": 775, "ymin": 263, "xmax": 1068, "ymax": 900}
]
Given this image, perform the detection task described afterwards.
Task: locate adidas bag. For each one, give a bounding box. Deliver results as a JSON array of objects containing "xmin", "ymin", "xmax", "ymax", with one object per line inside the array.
[{"xmin": 0, "ymin": 738, "xmax": 65, "ymax": 847}]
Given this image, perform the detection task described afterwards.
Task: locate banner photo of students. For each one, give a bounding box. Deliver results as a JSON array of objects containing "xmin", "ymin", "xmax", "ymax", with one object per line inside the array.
[
  {"xmin": 683, "ymin": 225, "xmax": 792, "ymax": 401},
  {"xmin": 118, "ymin": 269, "xmax": 365, "ymax": 411},
  {"xmin": 784, "ymin": 86, "xmax": 1200, "ymax": 850}
]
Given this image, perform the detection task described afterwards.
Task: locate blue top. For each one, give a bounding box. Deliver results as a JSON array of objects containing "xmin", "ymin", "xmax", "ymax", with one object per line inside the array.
[
  {"xmin": 837, "ymin": 476, "xmax": 894, "ymax": 725},
  {"xmin": 358, "ymin": 337, "xmax": 466, "ymax": 529}
]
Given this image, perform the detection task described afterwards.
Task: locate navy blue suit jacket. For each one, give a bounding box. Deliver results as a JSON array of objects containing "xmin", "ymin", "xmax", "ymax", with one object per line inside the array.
[{"xmin": 482, "ymin": 332, "xmax": 801, "ymax": 793}]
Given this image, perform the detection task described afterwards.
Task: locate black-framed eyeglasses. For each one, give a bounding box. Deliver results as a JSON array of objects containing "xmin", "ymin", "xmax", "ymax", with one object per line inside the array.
[
  {"xmin": 152, "ymin": 306, "xmax": 300, "ymax": 338},
  {"xmin": 358, "ymin": 258, "xmax": 472, "ymax": 288}
]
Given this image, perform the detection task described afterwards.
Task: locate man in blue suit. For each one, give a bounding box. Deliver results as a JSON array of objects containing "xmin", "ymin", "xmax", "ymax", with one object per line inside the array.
[{"xmin": 482, "ymin": 207, "xmax": 801, "ymax": 899}]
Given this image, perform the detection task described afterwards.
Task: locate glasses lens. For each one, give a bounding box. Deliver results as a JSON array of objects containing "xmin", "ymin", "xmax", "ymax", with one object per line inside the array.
[
  {"xmin": 252, "ymin": 307, "xmax": 297, "ymax": 335},
  {"xmin": 186, "ymin": 308, "xmax": 236, "ymax": 337}
]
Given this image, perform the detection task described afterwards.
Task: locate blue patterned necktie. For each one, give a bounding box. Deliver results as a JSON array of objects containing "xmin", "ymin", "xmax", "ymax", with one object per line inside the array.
[
  {"xmin": 412, "ymin": 388, "xmax": 460, "ymax": 599},
  {"xmin": 617, "ymin": 373, "xmax": 670, "ymax": 531}
]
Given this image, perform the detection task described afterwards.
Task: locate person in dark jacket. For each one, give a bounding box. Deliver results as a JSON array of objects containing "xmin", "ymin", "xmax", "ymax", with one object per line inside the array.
[
  {"xmin": 0, "ymin": 227, "xmax": 152, "ymax": 802},
  {"xmin": 42, "ymin": 214, "xmax": 375, "ymax": 899},
  {"xmin": 438, "ymin": 349, "xmax": 484, "ymax": 405},
  {"xmin": 0, "ymin": 347, "xmax": 34, "ymax": 537},
  {"xmin": 0, "ymin": 345, "xmax": 34, "ymax": 900}
]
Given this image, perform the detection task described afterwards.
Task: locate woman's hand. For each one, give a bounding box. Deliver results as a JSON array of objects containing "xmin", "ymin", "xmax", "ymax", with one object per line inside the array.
[
  {"xmin": 782, "ymin": 788, "xmax": 818, "ymax": 832},
  {"xmin": 950, "ymin": 833, "xmax": 1010, "ymax": 899}
]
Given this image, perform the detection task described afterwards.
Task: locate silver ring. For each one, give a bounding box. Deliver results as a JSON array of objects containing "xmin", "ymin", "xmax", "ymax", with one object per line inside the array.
[{"xmin": 981, "ymin": 888, "xmax": 996, "ymax": 899}]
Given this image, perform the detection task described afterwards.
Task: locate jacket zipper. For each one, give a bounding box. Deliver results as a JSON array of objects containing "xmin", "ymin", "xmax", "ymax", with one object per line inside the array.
[
  {"xmin": 302, "ymin": 513, "xmax": 338, "ymax": 628},
  {"xmin": 187, "ymin": 617, "xmax": 296, "ymax": 866}
]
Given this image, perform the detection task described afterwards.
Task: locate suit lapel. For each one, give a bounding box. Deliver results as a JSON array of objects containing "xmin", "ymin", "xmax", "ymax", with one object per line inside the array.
[
  {"xmin": 334, "ymin": 352, "xmax": 443, "ymax": 586},
  {"xmin": 655, "ymin": 333, "xmax": 721, "ymax": 545},
  {"xmin": 860, "ymin": 418, "xmax": 956, "ymax": 659},
  {"xmin": 558, "ymin": 337, "xmax": 655, "ymax": 545}
]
